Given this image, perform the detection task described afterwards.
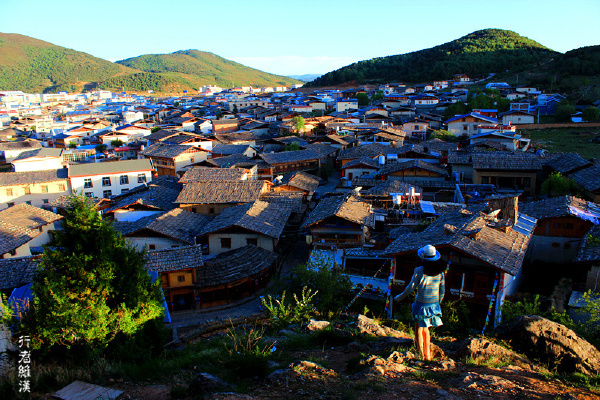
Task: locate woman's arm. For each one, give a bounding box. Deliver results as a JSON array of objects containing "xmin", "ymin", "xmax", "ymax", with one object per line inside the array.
[
  {"xmin": 439, "ymin": 273, "xmax": 445, "ymax": 303},
  {"xmin": 394, "ymin": 267, "xmax": 422, "ymax": 302}
]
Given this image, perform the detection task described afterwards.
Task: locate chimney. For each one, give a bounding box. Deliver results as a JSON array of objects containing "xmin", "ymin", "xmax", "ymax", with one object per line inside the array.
[{"xmin": 488, "ymin": 195, "xmax": 519, "ymax": 225}]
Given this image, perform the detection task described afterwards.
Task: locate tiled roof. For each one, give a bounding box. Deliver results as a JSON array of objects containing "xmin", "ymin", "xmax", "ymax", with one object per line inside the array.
[
  {"xmin": 212, "ymin": 144, "xmax": 253, "ymax": 156},
  {"xmin": 68, "ymin": 159, "xmax": 153, "ymax": 177},
  {"xmin": 13, "ymin": 148, "xmax": 62, "ymax": 161},
  {"xmin": 569, "ymin": 164, "xmax": 600, "ymax": 192},
  {"xmin": 575, "ymin": 224, "xmax": 600, "ymax": 263},
  {"xmin": 0, "ymin": 256, "xmax": 40, "ymax": 290},
  {"xmin": 0, "ymin": 222, "xmax": 39, "ymax": 255},
  {"xmin": 260, "ymin": 192, "xmax": 304, "ymax": 213},
  {"xmin": 260, "ymin": 149, "xmax": 321, "ymax": 165},
  {"xmin": 113, "ymin": 213, "xmax": 163, "ymax": 236},
  {"xmin": 198, "ymin": 245, "xmax": 276, "ymax": 287},
  {"xmin": 519, "ymin": 196, "xmax": 597, "ymax": 220},
  {"xmin": 378, "ymin": 159, "xmax": 449, "ymax": 177},
  {"xmin": 447, "ymin": 150, "xmax": 474, "ymax": 165},
  {"xmin": 175, "ymin": 180, "xmax": 267, "ymax": 204},
  {"xmin": 445, "ymin": 112, "xmax": 498, "ymax": 124},
  {"xmin": 364, "ymin": 180, "xmax": 423, "ymax": 196},
  {"xmin": 337, "ymin": 143, "xmax": 390, "ymax": 160},
  {"xmin": 0, "ymin": 203, "xmax": 63, "ymax": 229},
  {"xmin": 341, "ymin": 157, "xmax": 382, "ymax": 170},
  {"xmin": 0, "ymin": 169, "xmax": 68, "ymax": 187},
  {"xmin": 160, "ymin": 134, "xmax": 202, "ymax": 145},
  {"xmin": 105, "ymin": 177, "xmax": 182, "ymax": 213},
  {"xmin": 302, "ymin": 144, "xmax": 338, "ymax": 158},
  {"xmin": 179, "ymin": 166, "xmax": 247, "ymax": 183},
  {"xmin": 302, "ymin": 195, "xmax": 374, "ymax": 228},
  {"xmin": 200, "ymin": 200, "xmax": 291, "ymax": 239},
  {"xmin": 145, "ymin": 129, "xmax": 181, "ymax": 142},
  {"xmin": 385, "ymin": 210, "xmax": 537, "ymax": 274},
  {"xmin": 140, "ymin": 143, "xmax": 196, "ymax": 158},
  {"xmin": 471, "ymin": 153, "xmax": 542, "ymax": 171},
  {"xmin": 205, "ymin": 154, "xmax": 253, "ymax": 168},
  {"xmin": 0, "ymin": 141, "xmax": 42, "ymax": 151},
  {"xmin": 545, "ymin": 153, "xmax": 592, "ymax": 175},
  {"xmin": 279, "ymin": 171, "xmax": 321, "ymax": 192},
  {"xmin": 145, "ymin": 208, "xmax": 211, "ymax": 244},
  {"xmin": 145, "ymin": 244, "xmax": 204, "ymax": 273},
  {"xmin": 215, "ymin": 131, "xmax": 259, "ymax": 144}
]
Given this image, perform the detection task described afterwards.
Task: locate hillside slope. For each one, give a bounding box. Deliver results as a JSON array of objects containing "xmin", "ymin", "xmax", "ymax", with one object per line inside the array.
[
  {"xmin": 116, "ymin": 49, "xmax": 301, "ymax": 88},
  {"xmin": 308, "ymin": 29, "xmax": 558, "ymax": 86},
  {"xmin": 0, "ymin": 33, "xmax": 137, "ymax": 93}
]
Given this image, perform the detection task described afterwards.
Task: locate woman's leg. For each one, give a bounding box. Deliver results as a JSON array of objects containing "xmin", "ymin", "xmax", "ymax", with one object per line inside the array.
[
  {"xmin": 414, "ymin": 323, "xmax": 422, "ymax": 358},
  {"xmin": 422, "ymin": 327, "xmax": 431, "ymax": 361}
]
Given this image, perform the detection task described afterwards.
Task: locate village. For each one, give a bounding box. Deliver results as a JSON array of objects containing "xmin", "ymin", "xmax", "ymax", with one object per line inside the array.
[{"xmin": 0, "ymin": 74, "xmax": 599, "ymax": 332}]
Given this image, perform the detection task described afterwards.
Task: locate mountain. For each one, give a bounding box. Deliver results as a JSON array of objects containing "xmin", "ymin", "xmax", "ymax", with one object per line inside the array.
[
  {"xmin": 307, "ymin": 29, "xmax": 558, "ymax": 87},
  {"xmin": 0, "ymin": 33, "xmax": 136, "ymax": 93},
  {"xmin": 115, "ymin": 50, "xmax": 301, "ymax": 88},
  {"xmin": 0, "ymin": 34, "xmax": 301, "ymax": 93},
  {"xmin": 288, "ymin": 74, "xmax": 321, "ymax": 82}
]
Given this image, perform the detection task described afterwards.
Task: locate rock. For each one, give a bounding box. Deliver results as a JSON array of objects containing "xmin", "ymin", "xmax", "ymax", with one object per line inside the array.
[
  {"xmin": 356, "ymin": 314, "xmax": 408, "ymax": 338},
  {"xmin": 305, "ymin": 319, "xmax": 330, "ymax": 331},
  {"xmin": 289, "ymin": 360, "xmax": 337, "ymax": 378},
  {"xmin": 265, "ymin": 368, "xmax": 293, "ymax": 385},
  {"xmin": 496, "ymin": 315, "xmax": 600, "ymax": 376},
  {"xmin": 278, "ymin": 329, "xmax": 300, "ymax": 337},
  {"xmin": 457, "ymin": 371, "xmax": 522, "ymax": 392},
  {"xmin": 455, "ymin": 337, "xmax": 532, "ymax": 370},
  {"xmin": 362, "ymin": 353, "xmax": 412, "ymax": 376},
  {"xmin": 188, "ymin": 372, "xmax": 230, "ymax": 396}
]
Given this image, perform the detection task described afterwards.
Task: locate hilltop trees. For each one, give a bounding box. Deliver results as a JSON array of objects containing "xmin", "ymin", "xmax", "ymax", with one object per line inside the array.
[{"xmin": 25, "ymin": 194, "xmax": 164, "ymax": 359}]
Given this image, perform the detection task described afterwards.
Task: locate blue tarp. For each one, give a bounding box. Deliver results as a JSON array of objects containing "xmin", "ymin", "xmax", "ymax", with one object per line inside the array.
[
  {"xmin": 149, "ymin": 271, "xmax": 172, "ymax": 323},
  {"xmin": 8, "ymin": 283, "xmax": 33, "ymax": 320}
]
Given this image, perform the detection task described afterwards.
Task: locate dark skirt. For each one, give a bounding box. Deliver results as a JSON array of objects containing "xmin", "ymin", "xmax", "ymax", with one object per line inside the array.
[{"xmin": 412, "ymin": 301, "xmax": 443, "ymax": 328}]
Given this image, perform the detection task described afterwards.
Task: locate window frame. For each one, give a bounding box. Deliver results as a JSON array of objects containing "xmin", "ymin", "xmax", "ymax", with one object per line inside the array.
[{"xmin": 102, "ymin": 176, "xmax": 111, "ymax": 187}]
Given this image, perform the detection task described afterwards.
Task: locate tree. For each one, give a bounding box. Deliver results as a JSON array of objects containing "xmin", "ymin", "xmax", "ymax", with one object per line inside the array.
[
  {"xmin": 151, "ymin": 126, "xmax": 161, "ymax": 133},
  {"xmin": 293, "ymin": 116, "xmax": 305, "ymax": 134},
  {"xmin": 582, "ymin": 107, "xmax": 599, "ymax": 122},
  {"xmin": 68, "ymin": 142, "xmax": 77, "ymax": 149},
  {"xmin": 216, "ymin": 109, "xmax": 223, "ymax": 120},
  {"xmin": 284, "ymin": 142, "xmax": 300, "ymax": 152},
  {"xmin": 25, "ymin": 195, "xmax": 164, "ymax": 358},
  {"xmin": 430, "ymin": 129, "xmax": 457, "ymax": 142},
  {"xmin": 95, "ymin": 144, "xmax": 107, "ymax": 154},
  {"xmin": 233, "ymin": 104, "xmax": 239, "ymax": 114},
  {"xmin": 541, "ymin": 172, "xmax": 580, "ymax": 197},
  {"xmin": 356, "ymin": 92, "xmax": 369, "ymax": 107},
  {"xmin": 111, "ymin": 139, "xmax": 124, "ymax": 148},
  {"xmin": 555, "ymin": 102, "xmax": 576, "ymax": 122}
]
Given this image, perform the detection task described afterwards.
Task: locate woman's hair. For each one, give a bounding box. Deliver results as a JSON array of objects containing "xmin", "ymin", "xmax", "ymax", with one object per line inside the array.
[{"xmin": 422, "ymin": 259, "xmax": 447, "ymax": 276}]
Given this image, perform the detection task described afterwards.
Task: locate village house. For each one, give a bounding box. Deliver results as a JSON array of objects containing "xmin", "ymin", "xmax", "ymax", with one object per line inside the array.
[
  {"xmin": 471, "ymin": 153, "xmax": 542, "ymax": 198},
  {"xmin": 68, "ymin": 159, "xmax": 154, "ymax": 199},
  {"xmin": 445, "ymin": 112, "xmax": 498, "ymax": 138},
  {"xmin": 212, "ymin": 119, "xmax": 239, "ymax": 134},
  {"xmin": 376, "ymin": 159, "xmax": 449, "ymax": 183},
  {"xmin": 340, "ymin": 157, "xmax": 382, "ymax": 181},
  {"xmin": 303, "ymin": 194, "xmax": 374, "ymax": 249},
  {"xmin": 259, "ymin": 149, "xmax": 323, "ymax": 180},
  {"xmin": 272, "ymin": 171, "xmax": 321, "ymax": 202},
  {"xmin": 575, "ymin": 224, "xmax": 600, "ymax": 292},
  {"xmin": 568, "ymin": 164, "xmax": 600, "ymax": 203},
  {"xmin": 0, "ymin": 204, "xmax": 63, "ymax": 258},
  {"xmin": 0, "ymin": 141, "xmax": 42, "ymax": 163},
  {"xmin": 499, "ymin": 110, "xmax": 536, "ymax": 125},
  {"xmin": 0, "ymin": 169, "xmax": 71, "ymax": 210},
  {"xmin": 175, "ymin": 179, "xmax": 270, "ymax": 215},
  {"xmin": 179, "ymin": 166, "xmax": 251, "ymax": 184},
  {"xmin": 11, "ymin": 148, "xmax": 63, "ymax": 173},
  {"xmin": 140, "ymin": 143, "xmax": 208, "ymax": 177},
  {"xmin": 212, "ymin": 144, "xmax": 257, "ymax": 158}
]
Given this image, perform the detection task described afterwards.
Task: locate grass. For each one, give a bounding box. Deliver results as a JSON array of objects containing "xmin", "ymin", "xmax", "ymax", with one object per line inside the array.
[{"xmin": 520, "ymin": 127, "xmax": 600, "ymax": 159}]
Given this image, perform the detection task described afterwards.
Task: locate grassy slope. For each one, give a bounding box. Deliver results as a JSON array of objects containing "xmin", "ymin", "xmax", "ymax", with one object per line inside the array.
[
  {"xmin": 308, "ymin": 29, "xmax": 558, "ymax": 87},
  {"xmin": 520, "ymin": 127, "xmax": 600, "ymax": 159},
  {"xmin": 116, "ymin": 49, "xmax": 301, "ymax": 88}
]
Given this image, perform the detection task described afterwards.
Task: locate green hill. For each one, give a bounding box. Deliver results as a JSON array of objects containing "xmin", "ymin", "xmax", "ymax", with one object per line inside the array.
[
  {"xmin": 115, "ymin": 49, "xmax": 301, "ymax": 88},
  {"xmin": 308, "ymin": 29, "xmax": 558, "ymax": 87},
  {"xmin": 0, "ymin": 33, "xmax": 137, "ymax": 93}
]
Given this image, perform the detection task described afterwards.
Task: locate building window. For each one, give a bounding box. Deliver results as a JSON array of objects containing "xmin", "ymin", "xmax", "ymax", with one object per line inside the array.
[
  {"xmin": 220, "ymin": 238, "xmax": 232, "ymax": 249},
  {"xmin": 8, "ymin": 249, "xmax": 16, "ymax": 256},
  {"xmin": 102, "ymin": 177, "xmax": 111, "ymax": 186},
  {"xmin": 209, "ymin": 208, "xmax": 215, "ymax": 214},
  {"xmin": 481, "ymin": 176, "xmax": 489, "ymax": 184},
  {"xmin": 121, "ymin": 188, "xmax": 129, "ymax": 194},
  {"xmin": 84, "ymin": 178, "xmax": 93, "ymax": 188},
  {"xmin": 24, "ymin": 187, "xmax": 31, "ymax": 195},
  {"xmin": 523, "ymin": 177, "xmax": 531, "ymax": 187},
  {"xmin": 246, "ymin": 238, "xmax": 258, "ymax": 246},
  {"xmin": 103, "ymin": 190, "xmax": 112, "ymax": 198},
  {"xmin": 138, "ymin": 174, "xmax": 147, "ymax": 183},
  {"xmin": 42, "ymin": 199, "xmax": 49, "ymax": 204},
  {"xmin": 564, "ymin": 243, "xmax": 572, "ymax": 250},
  {"xmin": 41, "ymin": 185, "xmax": 48, "ymax": 193},
  {"xmin": 84, "ymin": 192, "xmax": 93, "ymax": 198},
  {"xmin": 120, "ymin": 175, "xmax": 129, "ymax": 185},
  {"xmin": 177, "ymin": 275, "xmax": 186, "ymax": 283},
  {"xmin": 5, "ymin": 189, "xmax": 12, "ymax": 196},
  {"xmin": 149, "ymin": 244, "xmax": 156, "ymax": 250},
  {"xmin": 564, "ymin": 223, "xmax": 574, "ymax": 230},
  {"xmin": 58, "ymin": 183, "xmax": 66, "ymax": 191}
]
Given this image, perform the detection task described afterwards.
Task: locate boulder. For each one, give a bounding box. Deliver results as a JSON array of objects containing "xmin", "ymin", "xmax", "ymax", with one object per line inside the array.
[
  {"xmin": 355, "ymin": 314, "xmax": 409, "ymax": 338},
  {"xmin": 455, "ymin": 337, "xmax": 532, "ymax": 370},
  {"xmin": 305, "ymin": 319, "xmax": 330, "ymax": 331},
  {"xmin": 496, "ymin": 315, "xmax": 600, "ymax": 376},
  {"xmin": 188, "ymin": 372, "xmax": 230, "ymax": 396}
]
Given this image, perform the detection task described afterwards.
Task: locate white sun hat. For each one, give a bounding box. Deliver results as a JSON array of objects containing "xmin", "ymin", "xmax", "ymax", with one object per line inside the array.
[{"xmin": 417, "ymin": 244, "xmax": 441, "ymax": 262}]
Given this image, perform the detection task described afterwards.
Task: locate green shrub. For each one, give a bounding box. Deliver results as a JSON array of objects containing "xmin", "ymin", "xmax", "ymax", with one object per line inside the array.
[
  {"xmin": 261, "ymin": 287, "xmax": 317, "ymax": 329},
  {"xmin": 221, "ymin": 325, "xmax": 274, "ymax": 379}
]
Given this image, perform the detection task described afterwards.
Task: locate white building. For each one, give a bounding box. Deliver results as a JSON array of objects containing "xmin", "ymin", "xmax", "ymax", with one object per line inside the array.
[
  {"xmin": 12, "ymin": 148, "xmax": 63, "ymax": 172},
  {"xmin": 68, "ymin": 159, "xmax": 154, "ymax": 198}
]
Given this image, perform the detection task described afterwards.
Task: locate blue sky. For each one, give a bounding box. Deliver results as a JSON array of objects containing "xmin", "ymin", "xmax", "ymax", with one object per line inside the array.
[{"xmin": 3, "ymin": 0, "xmax": 600, "ymax": 76}]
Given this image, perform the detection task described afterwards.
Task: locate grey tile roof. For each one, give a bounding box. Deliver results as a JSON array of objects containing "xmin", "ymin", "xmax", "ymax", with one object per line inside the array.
[
  {"xmin": 0, "ymin": 222, "xmax": 39, "ymax": 255},
  {"xmin": 519, "ymin": 196, "xmax": 596, "ymax": 220},
  {"xmin": 0, "ymin": 141, "xmax": 42, "ymax": 151},
  {"xmin": 340, "ymin": 157, "xmax": 381, "ymax": 170},
  {"xmin": 160, "ymin": 134, "xmax": 202, "ymax": 145},
  {"xmin": 0, "ymin": 203, "xmax": 63, "ymax": 229},
  {"xmin": 302, "ymin": 144, "xmax": 338, "ymax": 158},
  {"xmin": 206, "ymin": 154, "xmax": 253, "ymax": 168},
  {"xmin": 337, "ymin": 143, "xmax": 390, "ymax": 160},
  {"xmin": 569, "ymin": 164, "xmax": 600, "ymax": 192},
  {"xmin": 260, "ymin": 149, "xmax": 321, "ymax": 165},
  {"xmin": 279, "ymin": 171, "xmax": 321, "ymax": 192},
  {"xmin": 145, "ymin": 129, "xmax": 182, "ymax": 142},
  {"xmin": 112, "ymin": 213, "xmax": 163, "ymax": 236},
  {"xmin": 13, "ymin": 148, "xmax": 62, "ymax": 161},
  {"xmin": 384, "ymin": 210, "xmax": 537, "ymax": 274},
  {"xmin": 364, "ymin": 180, "xmax": 423, "ymax": 196},
  {"xmin": 199, "ymin": 200, "xmax": 292, "ymax": 238},
  {"xmin": 544, "ymin": 153, "xmax": 593, "ymax": 175},
  {"xmin": 145, "ymin": 244, "xmax": 204, "ymax": 273},
  {"xmin": 68, "ymin": 159, "xmax": 153, "ymax": 177},
  {"xmin": 144, "ymin": 208, "xmax": 211, "ymax": 244},
  {"xmin": 447, "ymin": 150, "xmax": 474, "ymax": 165},
  {"xmin": 0, "ymin": 256, "xmax": 41, "ymax": 290},
  {"xmin": 259, "ymin": 192, "xmax": 304, "ymax": 213},
  {"xmin": 575, "ymin": 224, "xmax": 600, "ymax": 262},
  {"xmin": 0, "ymin": 169, "xmax": 69, "ymax": 187},
  {"xmin": 378, "ymin": 159, "xmax": 449, "ymax": 177},
  {"xmin": 105, "ymin": 179, "xmax": 182, "ymax": 213},
  {"xmin": 302, "ymin": 195, "xmax": 374, "ymax": 228},
  {"xmin": 471, "ymin": 153, "xmax": 542, "ymax": 171},
  {"xmin": 175, "ymin": 180, "xmax": 268, "ymax": 204},
  {"xmin": 215, "ymin": 131, "xmax": 259, "ymax": 144},
  {"xmin": 198, "ymin": 245, "xmax": 276, "ymax": 287},
  {"xmin": 140, "ymin": 143, "xmax": 195, "ymax": 158},
  {"xmin": 179, "ymin": 166, "xmax": 247, "ymax": 183},
  {"xmin": 212, "ymin": 144, "xmax": 253, "ymax": 156}
]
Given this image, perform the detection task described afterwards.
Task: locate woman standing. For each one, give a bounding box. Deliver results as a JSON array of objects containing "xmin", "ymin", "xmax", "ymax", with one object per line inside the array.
[{"xmin": 394, "ymin": 244, "xmax": 446, "ymax": 361}]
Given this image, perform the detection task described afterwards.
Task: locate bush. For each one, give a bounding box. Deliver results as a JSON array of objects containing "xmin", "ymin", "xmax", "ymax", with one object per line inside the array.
[
  {"xmin": 221, "ymin": 325, "xmax": 274, "ymax": 379},
  {"xmin": 261, "ymin": 287, "xmax": 317, "ymax": 329}
]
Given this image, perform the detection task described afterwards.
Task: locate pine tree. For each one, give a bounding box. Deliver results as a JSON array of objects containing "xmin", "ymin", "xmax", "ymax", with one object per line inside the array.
[{"xmin": 27, "ymin": 194, "xmax": 164, "ymax": 357}]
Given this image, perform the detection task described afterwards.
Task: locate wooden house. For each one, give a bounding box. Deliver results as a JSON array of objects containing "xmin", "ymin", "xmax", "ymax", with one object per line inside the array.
[
  {"xmin": 140, "ymin": 143, "xmax": 208, "ymax": 177},
  {"xmin": 471, "ymin": 153, "xmax": 542, "ymax": 198},
  {"xmin": 569, "ymin": 164, "xmax": 600, "ymax": 203}
]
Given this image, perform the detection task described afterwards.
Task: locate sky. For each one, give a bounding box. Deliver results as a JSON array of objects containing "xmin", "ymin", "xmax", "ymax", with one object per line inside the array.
[{"xmin": 3, "ymin": 0, "xmax": 600, "ymax": 77}]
